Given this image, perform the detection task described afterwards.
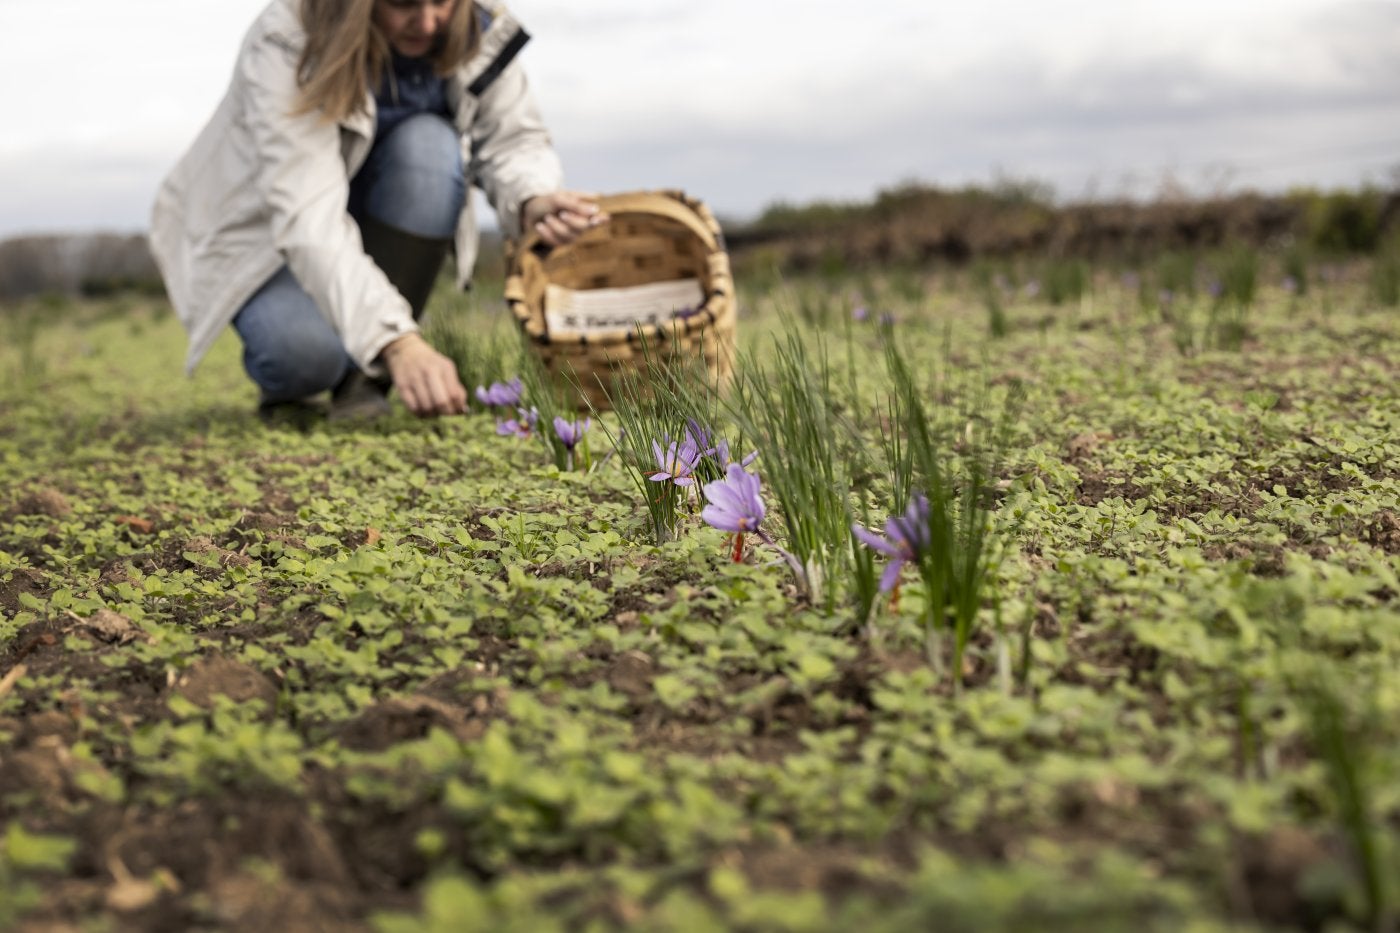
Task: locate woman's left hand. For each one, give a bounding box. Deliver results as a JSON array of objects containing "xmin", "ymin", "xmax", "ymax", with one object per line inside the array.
[{"xmin": 521, "ymin": 191, "xmax": 608, "ymax": 247}]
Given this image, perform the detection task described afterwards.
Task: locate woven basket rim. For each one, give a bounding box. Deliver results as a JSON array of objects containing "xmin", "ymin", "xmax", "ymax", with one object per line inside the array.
[{"xmin": 505, "ymin": 189, "xmax": 732, "ymax": 350}]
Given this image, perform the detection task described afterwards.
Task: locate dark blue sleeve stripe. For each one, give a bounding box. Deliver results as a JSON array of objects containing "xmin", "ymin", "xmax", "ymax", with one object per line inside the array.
[{"xmin": 468, "ymin": 27, "xmax": 530, "ymax": 97}]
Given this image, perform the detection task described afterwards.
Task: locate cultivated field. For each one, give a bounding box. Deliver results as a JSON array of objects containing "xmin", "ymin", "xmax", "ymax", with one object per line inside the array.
[{"xmin": 1, "ymin": 258, "xmax": 1398, "ymax": 931}]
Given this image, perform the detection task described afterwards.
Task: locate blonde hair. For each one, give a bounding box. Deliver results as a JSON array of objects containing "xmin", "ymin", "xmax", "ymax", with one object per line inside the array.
[{"xmin": 295, "ymin": 0, "xmax": 480, "ymax": 122}]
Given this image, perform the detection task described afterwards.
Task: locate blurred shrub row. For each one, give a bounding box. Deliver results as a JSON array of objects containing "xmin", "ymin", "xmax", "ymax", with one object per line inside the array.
[
  {"xmin": 727, "ymin": 182, "xmax": 1400, "ymax": 274},
  {"xmin": 2, "ymin": 184, "xmax": 1395, "ymax": 301},
  {"xmin": 0, "ymin": 233, "xmax": 162, "ymax": 302}
]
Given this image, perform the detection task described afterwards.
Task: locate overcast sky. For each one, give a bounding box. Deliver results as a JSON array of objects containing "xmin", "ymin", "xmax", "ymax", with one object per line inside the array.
[{"xmin": 1, "ymin": 0, "xmax": 1398, "ymax": 238}]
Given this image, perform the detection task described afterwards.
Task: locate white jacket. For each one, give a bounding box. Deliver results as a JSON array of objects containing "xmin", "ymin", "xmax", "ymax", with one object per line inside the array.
[{"xmin": 150, "ymin": 0, "xmax": 564, "ymax": 375}]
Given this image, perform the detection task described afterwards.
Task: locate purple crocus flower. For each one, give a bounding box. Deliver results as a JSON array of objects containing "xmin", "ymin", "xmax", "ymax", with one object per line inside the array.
[
  {"xmin": 552, "ymin": 416, "xmax": 591, "ymax": 450},
  {"xmin": 853, "ymin": 494, "xmax": 932, "ymax": 593},
  {"xmin": 702, "ymin": 464, "xmax": 766, "ymax": 562},
  {"xmin": 702, "ymin": 464, "xmax": 765, "ymax": 533},
  {"xmin": 684, "ymin": 418, "xmax": 717, "ymax": 456},
  {"xmin": 877, "ymin": 311, "xmax": 897, "ymax": 327},
  {"xmin": 648, "ymin": 437, "xmax": 701, "ymax": 487},
  {"xmin": 712, "ymin": 438, "xmax": 758, "ymax": 471},
  {"xmin": 1282, "ymin": 275, "xmax": 1299, "ymax": 294},
  {"xmin": 496, "ymin": 406, "xmax": 538, "ymax": 438},
  {"xmin": 551, "ymin": 416, "xmax": 591, "ymax": 470},
  {"xmin": 476, "ymin": 377, "xmax": 523, "ymax": 408},
  {"xmin": 1207, "ymin": 280, "xmax": 1224, "ymax": 299},
  {"xmin": 701, "ymin": 464, "xmax": 807, "ymax": 576},
  {"xmin": 852, "ymin": 304, "xmax": 870, "ymax": 323}
]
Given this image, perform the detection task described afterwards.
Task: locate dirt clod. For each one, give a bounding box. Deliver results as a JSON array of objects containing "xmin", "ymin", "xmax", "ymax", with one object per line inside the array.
[
  {"xmin": 337, "ymin": 695, "xmax": 484, "ymax": 751},
  {"xmin": 607, "ymin": 651, "xmax": 654, "ymax": 699},
  {"xmin": 15, "ymin": 486, "xmax": 72, "ymax": 517},
  {"xmin": 174, "ymin": 656, "xmax": 278, "ymax": 711},
  {"xmin": 73, "ymin": 608, "xmax": 144, "ymax": 645},
  {"xmin": 1, "ymin": 566, "xmax": 48, "ymax": 614}
]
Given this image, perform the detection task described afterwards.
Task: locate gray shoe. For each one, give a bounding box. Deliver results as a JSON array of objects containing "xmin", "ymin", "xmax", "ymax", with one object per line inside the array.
[
  {"xmin": 257, "ymin": 395, "xmax": 327, "ymax": 427},
  {"xmin": 328, "ymin": 371, "xmax": 392, "ymax": 421}
]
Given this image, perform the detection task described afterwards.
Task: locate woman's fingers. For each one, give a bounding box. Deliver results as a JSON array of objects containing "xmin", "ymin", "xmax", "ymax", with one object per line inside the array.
[
  {"xmin": 558, "ymin": 192, "xmax": 604, "ymax": 219},
  {"xmin": 414, "ymin": 358, "xmax": 466, "ymax": 416},
  {"xmin": 383, "ymin": 334, "xmax": 466, "ymax": 417},
  {"xmin": 534, "ymin": 212, "xmax": 572, "ymax": 246},
  {"xmin": 534, "ymin": 206, "xmax": 606, "ymax": 246},
  {"xmin": 433, "ymin": 364, "xmax": 468, "ymax": 415},
  {"xmin": 527, "ymin": 190, "xmax": 609, "ymax": 247},
  {"xmin": 535, "ymin": 212, "xmax": 587, "ymax": 245}
]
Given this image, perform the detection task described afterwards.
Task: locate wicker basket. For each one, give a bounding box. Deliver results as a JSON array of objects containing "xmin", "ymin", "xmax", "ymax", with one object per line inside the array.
[{"xmin": 504, "ymin": 189, "xmax": 736, "ymax": 410}]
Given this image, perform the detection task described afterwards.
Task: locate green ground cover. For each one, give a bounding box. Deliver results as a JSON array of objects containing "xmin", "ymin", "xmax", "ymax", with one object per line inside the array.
[{"xmin": 1, "ymin": 266, "xmax": 1398, "ymax": 931}]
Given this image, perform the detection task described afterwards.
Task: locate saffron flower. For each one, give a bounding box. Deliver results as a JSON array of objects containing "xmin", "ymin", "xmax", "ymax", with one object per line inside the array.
[
  {"xmin": 684, "ymin": 418, "xmax": 717, "ymax": 456},
  {"xmin": 701, "ymin": 464, "xmax": 765, "ymax": 533},
  {"xmin": 702, "ymin": 464, "xmax": 806, "ymax": 575},
  {"xmin": 852, "ymin": 304, "xmax": 870, "ymax": 322},
  {"xmin": 552, "ymin": 416, "xmax": 590, "ymax": 450},
  {"xmin": 496, "ymin": 406, "xmax": 538, "ymax": 438},
  {"xmin": 702, "ymin": 464, "xmax": 766, "ymax": 562},
  {"xmin": 648, "ymin": 437, "xmax": 701, "ymax": 487},
  {"xmin": 476, "ymin": 377, "xmax": 523, "ymax": 408},
  {"xmin": 712, "ymin": 438, "xmax": 758, "ymax": 471},
  {"xmin": 552, "ymin": 416, "xmax": 591, "ymax": 470},
  {"xmin": 853, "ymin": 494, "xmax": 932, "ymax": 593}
]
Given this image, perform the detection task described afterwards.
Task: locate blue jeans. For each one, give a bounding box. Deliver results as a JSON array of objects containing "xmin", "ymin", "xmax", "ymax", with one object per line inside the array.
[{"xmin": 234, "ymin": 114, "xmax": 465, "ymax": 402}]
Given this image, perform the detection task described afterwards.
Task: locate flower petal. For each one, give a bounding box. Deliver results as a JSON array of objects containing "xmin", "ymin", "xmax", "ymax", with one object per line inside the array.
[
  {"xmin": 701, "ymin": 504, "xmax": 742, "ymax": 532},
  {"xmin": 853, "ymin": 523, "xmax": 900, "ymax": 558},
  {"xmin": 878, "ymin": 558, "xmax": 906, "ymax": 593},
  {"xmin": 704, "ymin": 479, "xmax": 745, "ymax": 513}
]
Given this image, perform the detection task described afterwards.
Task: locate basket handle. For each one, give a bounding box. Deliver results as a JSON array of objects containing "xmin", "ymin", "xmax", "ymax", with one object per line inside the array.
[
  {"xmin": 520, "ymin": 190, "xmax": 720, "ymax": 256},
  {"xmin": 597, "ymin": 192, "xmax": 720, "ymax": 251}
]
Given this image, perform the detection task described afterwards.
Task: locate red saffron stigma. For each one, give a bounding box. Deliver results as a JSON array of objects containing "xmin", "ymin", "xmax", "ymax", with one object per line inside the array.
[{"xmin": 731, "ymin": 532, "xmax": 745, "ymax": 563}]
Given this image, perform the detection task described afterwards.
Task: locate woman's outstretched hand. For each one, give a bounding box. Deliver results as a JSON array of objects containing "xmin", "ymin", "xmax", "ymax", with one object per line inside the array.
[
  {"xmin": 522, "ymin": 191, "xmax": 609, "ymax": 247},
  {"xmin": 380, "ymin": 333, "xmax": 468, "ymax": 417}
]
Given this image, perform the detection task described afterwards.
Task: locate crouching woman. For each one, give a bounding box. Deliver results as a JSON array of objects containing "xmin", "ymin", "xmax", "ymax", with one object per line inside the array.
[{"xmin": 150, "ymin": 0, "xmax": 603, "ymax": 420}]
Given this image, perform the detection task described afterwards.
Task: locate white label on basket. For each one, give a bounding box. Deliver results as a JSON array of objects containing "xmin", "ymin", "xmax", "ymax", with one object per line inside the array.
[{"xmin": 544, "ymin": 279, "xmax": 705, "ymax": 335}]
